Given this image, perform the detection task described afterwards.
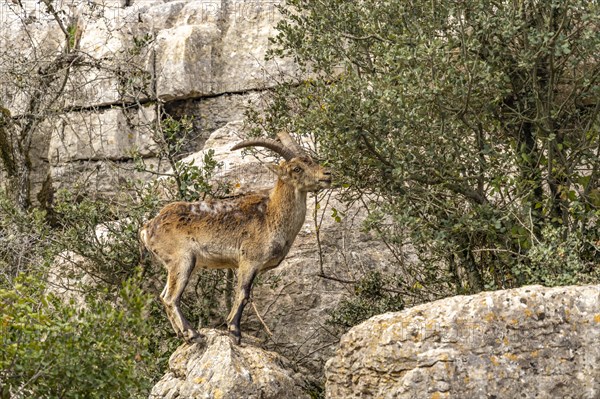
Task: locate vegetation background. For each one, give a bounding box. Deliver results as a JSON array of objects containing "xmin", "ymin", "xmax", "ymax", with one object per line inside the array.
[{"xmin": 1, "ymin": 0, "xmax": 599, "ymax": 397}]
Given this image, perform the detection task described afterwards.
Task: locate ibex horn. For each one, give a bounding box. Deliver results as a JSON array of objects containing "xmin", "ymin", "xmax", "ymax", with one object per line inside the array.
[
  {"xmin": 277, "ymin": 131, "xmax": 305, "ymax": 154},
  {"xmin": 231, "ymin": 139, "xmax": 296, "ymax": 161}
]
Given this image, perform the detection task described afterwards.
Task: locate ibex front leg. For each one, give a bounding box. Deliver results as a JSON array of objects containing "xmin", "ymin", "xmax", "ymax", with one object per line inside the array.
[
  {"xmin": 161, "ymin": 254, "xmax": 200, "ymax": 342},
  {"xmin": 227, "ymin": 264, "xmax": 258, "ymax": 345}
]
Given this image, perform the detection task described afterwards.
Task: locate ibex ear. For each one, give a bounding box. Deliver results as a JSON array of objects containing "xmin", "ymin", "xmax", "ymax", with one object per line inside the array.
[
  {"xmin": 265, "ymin": 163, "xmax": 284, "ymax": 176},
  {"xmin": 266, "ymin": 163, "xmax": 293, "ymax": 182}
]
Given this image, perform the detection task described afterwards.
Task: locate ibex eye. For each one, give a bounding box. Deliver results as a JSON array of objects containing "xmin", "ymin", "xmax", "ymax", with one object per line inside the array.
[{"xmin": 293, "ymin": 167, "xmax": 302, "ymax": 173}]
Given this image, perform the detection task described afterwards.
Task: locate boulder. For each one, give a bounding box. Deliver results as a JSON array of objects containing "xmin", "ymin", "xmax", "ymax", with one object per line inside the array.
[
  {"xmin": 178, "ymin": 120, "xmax": 278, "ymax": 195},
  {"xmin": 325, "ymin": 284, "xmax": 600, "ymax": 398},
  {"xmin": 149, "ymin": 329, "xmax": 310, "ymax": 399}
]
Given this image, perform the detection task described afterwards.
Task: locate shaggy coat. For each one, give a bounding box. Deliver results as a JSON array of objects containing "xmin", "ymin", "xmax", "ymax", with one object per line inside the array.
[{"xmin": 141, "ymin": 150, "xmax": 331, "ymax": 343}]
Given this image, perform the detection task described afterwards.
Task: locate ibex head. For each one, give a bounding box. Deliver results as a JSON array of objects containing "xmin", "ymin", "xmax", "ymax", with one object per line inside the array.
[{"xmin": 231, "ymin": 131, "xmax": 332, "ymax": 192}]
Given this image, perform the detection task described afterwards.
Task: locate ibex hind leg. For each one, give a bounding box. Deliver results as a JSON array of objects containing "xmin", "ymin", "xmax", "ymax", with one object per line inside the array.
[
  {"xmin": 227, "ymin": 266, "xmax": 258, "ymax": 345},
  {"xmin": 161, "ymin": 254, "xmax": 201, "ymax": 343},
  {"xmin": 159, "ymin": 295, "xmax": 180, "ymax": 335}
]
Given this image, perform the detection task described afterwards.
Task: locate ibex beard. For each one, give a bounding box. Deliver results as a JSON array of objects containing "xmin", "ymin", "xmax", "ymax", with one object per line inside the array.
[{"xmin": 140, "ymin": 133, "xmax": 331, "ymax": 344}]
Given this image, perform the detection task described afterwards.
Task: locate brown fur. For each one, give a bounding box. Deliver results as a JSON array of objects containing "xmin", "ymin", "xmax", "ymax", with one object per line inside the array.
[{"xmin": 140, "ymin": 156, "xmax": 331, "ymax": 343}]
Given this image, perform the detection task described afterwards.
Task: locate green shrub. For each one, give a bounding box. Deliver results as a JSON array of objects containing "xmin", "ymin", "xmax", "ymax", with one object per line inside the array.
[
  {"xmin": 0, "ymin": 192, "xmax": 51, "ymax": 284},
  {"xmin": 520, "ymin": 224, "xmax": 600, "ymax": 287},
  {"xmin": 0, "ymin": 274, "xmax": 155, "ymax": 399},
  {"xmin": 251, "ymin": 0, "xmax": 600, "ymax": 310}
]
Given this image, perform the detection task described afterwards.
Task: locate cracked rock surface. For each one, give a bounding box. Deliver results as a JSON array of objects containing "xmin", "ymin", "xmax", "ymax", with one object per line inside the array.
[{"xmin": 325, "ymin": 285, "xmax": 600, "ymax": 399}]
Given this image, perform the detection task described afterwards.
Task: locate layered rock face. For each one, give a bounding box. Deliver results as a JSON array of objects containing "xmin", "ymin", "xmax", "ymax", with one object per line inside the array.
[
  {"xmin": 325, "ymin": 285, "xmax": 600, "ymax": 399},
  {"xmin": 150, "ymin": 329, "xmax": 310, "ymax": 399},
  {"xmin": 1, "ymin": 0, "xmax": 298, "ymax": 196}
]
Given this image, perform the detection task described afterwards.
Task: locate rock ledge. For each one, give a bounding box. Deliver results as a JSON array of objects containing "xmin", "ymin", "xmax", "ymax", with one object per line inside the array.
[{"xmin": 150, "ymin": 329, "xmax": 309, "ymax": 399}]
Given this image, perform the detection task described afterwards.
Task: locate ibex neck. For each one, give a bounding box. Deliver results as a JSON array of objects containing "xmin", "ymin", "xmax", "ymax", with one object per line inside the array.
[{"xmin": 268, "ymin": 179, "xmax": 308, "ymax": 233}]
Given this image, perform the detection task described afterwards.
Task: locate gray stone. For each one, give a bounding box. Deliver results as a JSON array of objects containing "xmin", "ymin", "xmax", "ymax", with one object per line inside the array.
[
  {"xmin": 48, "ymin": 109, "xmax": 135, "ymax": 164},
  {"xmin": 49, "ymin": 158, "xmax": 164, "ymax": 197},
  {"xmin": 143, "ymin": 0, "xmax": 298, "ymax": 101},
  {"xmin": 325, "ymin": 284, "xmax": 600, "ymax": 399},
  {"xmin": 152, "ymin": 23, "xmax": 220, "ymax": 101},
  {"xmin": 65, "ymin": 2, "xmax": 131, "ymax": 108},
  {"xmin": 149, "ymin": 329, "xmax": 310, "ymax": 399},
  {"xmin": 0, "ymin": 3, "xmax": 66, "ymax": 116}
]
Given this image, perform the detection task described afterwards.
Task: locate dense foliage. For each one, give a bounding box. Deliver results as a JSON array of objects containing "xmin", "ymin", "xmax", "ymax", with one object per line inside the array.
[
  {"xmin": 0, "ymin": 121, "xmax": 228, "ymax": 397},
  {"xmin": 326, "ymin": 271, "xmax": 405, "ymax": 331},
  {"xmin": 0, "ymin": 275, "xmax": 153, "ymax": 399},
  {"xmin": 253, "ymin": 0, "xmax": 600, "ymax": 305},
  {"xmin": 0, "ymin": 187, "xmax": 169, "ymax": 398}
]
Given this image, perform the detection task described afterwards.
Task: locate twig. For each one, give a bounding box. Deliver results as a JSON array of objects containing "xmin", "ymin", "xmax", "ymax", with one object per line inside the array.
[
  {"xmin": 251, "ymin": 300, "xmax": 273, "ymax": 336},
  {"xmin": 261, "ymin": 281, "xmax": 295, "ymax": 316}
]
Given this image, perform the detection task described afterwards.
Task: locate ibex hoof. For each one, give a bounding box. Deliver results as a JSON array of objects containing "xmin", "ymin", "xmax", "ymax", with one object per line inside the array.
[
  {"xmin": 228, "ymin": 326, "xmax": 242, "ymax": 345},
  {"xmin": 183, "ymin": 329, "xmax": 202, "ymax": 343},
  {"xmin": 229, "ymin": 334, "xmax": 242, "ymax": 346}
]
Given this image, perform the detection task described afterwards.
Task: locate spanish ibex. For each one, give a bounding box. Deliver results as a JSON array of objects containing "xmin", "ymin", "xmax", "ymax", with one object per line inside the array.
[{"xmin": 140, "ymin": 131, "xmax": 331, "ymax": 344}]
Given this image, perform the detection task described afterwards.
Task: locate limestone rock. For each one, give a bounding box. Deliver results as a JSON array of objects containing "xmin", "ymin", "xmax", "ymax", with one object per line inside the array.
[
  {"xmin": 152, "ymin": 23, "xmax": 220, "ymax": 101},
  {"xmin": 178, "ymin": 120, "xmax": 278, "ymax": 195},
  {"xmin": 65, "ymin": 2, "xmax": 132, "ymax": 108},
  {"xmin": 47, "ymin": 106, "xmax": 159, "ymax": 164},
  {"xmin": 144, "ymin": 0, "xmax": 297, "ymax": 101},
  {"xmin": 5, "ymin": 0, "xmax": 296, "ymax": 198},
  {"xmin": 149, "ymin": 329, "xmax": 310, "ymax": 399},
  {"xmin": 0, "ymin": 2, "xmax": 66, "ymax": 116},
  {"xmin": 49, "ymin": 158, "xmax": 163, "ymax": 197},
  {"xmin": 325, "ymin": 284, "xmax": 600, "ymax": 399},
  {"xmin": 48, "ymin": 109, "xmax": 133, "ymax": 164}
]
